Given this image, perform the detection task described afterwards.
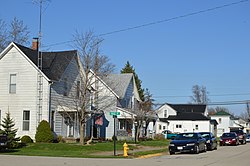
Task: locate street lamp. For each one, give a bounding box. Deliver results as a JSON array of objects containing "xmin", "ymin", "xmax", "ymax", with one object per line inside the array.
[{"xmin": 134, "ymin": 121, "xmax": 138, "ymax": 144}]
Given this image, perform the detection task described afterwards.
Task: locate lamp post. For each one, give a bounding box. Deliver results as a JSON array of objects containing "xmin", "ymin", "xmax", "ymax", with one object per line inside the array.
[{"xmin": 134, "ymin": 121, "xmax": 138, "ymax": 144}]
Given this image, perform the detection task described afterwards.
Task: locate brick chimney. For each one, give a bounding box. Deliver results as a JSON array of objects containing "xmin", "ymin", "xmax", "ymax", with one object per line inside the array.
[{"xmin": 32, "ymin": 38, "xmax": 39, "ymax": 50}]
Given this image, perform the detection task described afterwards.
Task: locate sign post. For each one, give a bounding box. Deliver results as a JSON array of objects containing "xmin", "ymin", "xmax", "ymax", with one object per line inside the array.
[{"xmin": 110, "ymin": 112, "xmax": 120, "ymax": 156}]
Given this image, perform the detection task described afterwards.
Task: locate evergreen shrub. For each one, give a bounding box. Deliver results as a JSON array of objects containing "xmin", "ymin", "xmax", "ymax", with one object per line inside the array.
[
  {"xmin": 35, "ymin": 120, "xmax": 54, "ymax": 143},
  {"xmin": 21, "ymin": 135, "xmax": 33, "ymax": 144}
]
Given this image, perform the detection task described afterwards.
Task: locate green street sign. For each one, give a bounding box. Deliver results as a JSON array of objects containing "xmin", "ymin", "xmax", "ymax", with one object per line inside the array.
[{"xmin": 110, "ymin": 112, "xmax": 120, "ymax": 116}]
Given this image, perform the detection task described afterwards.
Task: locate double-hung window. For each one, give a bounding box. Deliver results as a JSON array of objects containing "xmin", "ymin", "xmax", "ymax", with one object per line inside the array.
[
  {"xmin": 23, "ymin": 110, "xmax": 30, "ymax": 131},
  {"xmin": 9, "ymin": 74, "xmax": 16, "ymax": 94}
]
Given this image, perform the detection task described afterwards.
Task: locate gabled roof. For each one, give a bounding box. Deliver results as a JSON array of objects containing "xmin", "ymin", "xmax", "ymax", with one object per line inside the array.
[
  {"xmin": 168, "ymin": 104, "xmax": 206, "ymax": 114},
  {"xmin": 14, "ymin": 43, "xmax": 77, "ymax": 81},
  {"xmin": 167, "ymin": 112, "xmax": 210, "ymax": 121},
  {"xmin": 102, "ymin": 73, "xmax": 141, "ymax": 101}
]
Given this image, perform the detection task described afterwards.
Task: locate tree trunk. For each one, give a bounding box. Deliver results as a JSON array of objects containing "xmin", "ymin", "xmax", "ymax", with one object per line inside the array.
[{"xmin": 80, "ymin": 121, "xmax": 85, "ymax": 145}]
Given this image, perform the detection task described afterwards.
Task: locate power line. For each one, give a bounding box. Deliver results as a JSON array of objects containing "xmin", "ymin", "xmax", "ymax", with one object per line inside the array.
[
  {"xmin": 153, "ymin": 92, "xmax": 250, "ymax": 98},
  {"xmin": 154, "ymin": 100, "xmax": 250, "ymax": 106},
  {"xmin": 42, "ymin": 0, "xmax": 249, "ymax": 48}
]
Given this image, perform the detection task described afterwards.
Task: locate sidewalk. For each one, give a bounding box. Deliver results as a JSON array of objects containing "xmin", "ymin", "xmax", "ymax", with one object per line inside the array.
[{"xmin": 91, "ymin": 144, "xmax": 167, "ymax": 158}]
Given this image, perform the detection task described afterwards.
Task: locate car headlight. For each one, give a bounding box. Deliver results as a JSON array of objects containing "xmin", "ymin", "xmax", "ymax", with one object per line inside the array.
[
  {"xmin": 186, "ymin": 143, "xmax": 195, "ymax": 146},
  {"xmin": 169, "ymin": 144, "xmax": 175, "ymax": 146},
  {"xmin": 232, "ymin": 139, "xmax": 236, "ymax": 141},
  {"xmin": 206, "ymin": 140, "xmax": 210, "ymax": 143}
]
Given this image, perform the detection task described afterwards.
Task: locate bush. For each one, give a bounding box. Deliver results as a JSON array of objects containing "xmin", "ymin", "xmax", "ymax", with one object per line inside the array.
[
  {"xmin": 57, "ymin": 135, "xmax": 64, "ymax": 143},
  {"xmin": 21, "ymin": 135, "xmax": 33, "ymax": 144},
  {"xmin": 154, "ymin": 134, "xmax": 165, "ymax": 140},
  {"xmin": 35, "ymin": 120, "xmax": 54, "ymax": 143}
]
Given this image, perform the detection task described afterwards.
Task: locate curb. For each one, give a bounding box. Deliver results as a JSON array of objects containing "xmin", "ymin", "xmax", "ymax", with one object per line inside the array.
[{"xmin": 136, "ymin": 153, "xmax": 164, "ymax": 159}]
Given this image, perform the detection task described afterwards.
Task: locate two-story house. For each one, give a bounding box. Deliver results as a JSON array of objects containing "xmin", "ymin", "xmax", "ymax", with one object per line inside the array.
[
  {"xmin": 0, "ymin": 41, "xmax": 83, "ymax": 139},
  {"xmin": 85, "ymin": 71, "xmax": 141, "ymax": 140},
  {"xmin": 155, "ymin": 103, "xmax": 217, "ymax": 136},
  {"xmin": 210, "ymin": 111, "xmax": 249, "ymax": 136}
]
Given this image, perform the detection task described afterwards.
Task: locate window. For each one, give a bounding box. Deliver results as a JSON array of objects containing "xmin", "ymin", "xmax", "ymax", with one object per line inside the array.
[
  {"xmin": 9, "ymin": 74, "xmax": 16, "ymax": 94},
  {"xmin": 164, "ymin": 110, "xmax": 167, "ymax": 117},
  {"xmin": 219, "ymin": 118, "xmax": 222, "ymax": 124},
  {"xmin": 23, "ymin": 110, "xmax": 30, "ymax": 131},
  {"xmin": 176, "ymin": 124, "xmax": 182, "ymax": 128},
  {"xmin": 195, "ymin": 125, "xmax": 199, "ymax": 130},
  {"xmin": 163, "ymin": 126, "xmax": 166, "ymax": 130},
  {"xmin": 159, "ymin": 124, "xmax": 162, "ymax": 130}
]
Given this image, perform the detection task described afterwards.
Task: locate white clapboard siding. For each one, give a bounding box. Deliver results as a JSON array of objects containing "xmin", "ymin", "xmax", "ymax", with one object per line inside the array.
[{"xmin": 0, "ymin": 45, "xmax": 50, "ymax": 139}]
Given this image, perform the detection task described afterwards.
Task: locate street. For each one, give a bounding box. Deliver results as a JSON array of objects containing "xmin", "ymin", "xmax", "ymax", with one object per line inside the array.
[{"xmin": 0, "ymin": 143, "xmax": 250, "ymax": 166}]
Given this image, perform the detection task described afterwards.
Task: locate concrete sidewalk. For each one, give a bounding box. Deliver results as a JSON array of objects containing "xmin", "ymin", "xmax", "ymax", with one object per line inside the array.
[{"xmin": 91, "ymin": 144, "xmax": 167, "ymax": 158}]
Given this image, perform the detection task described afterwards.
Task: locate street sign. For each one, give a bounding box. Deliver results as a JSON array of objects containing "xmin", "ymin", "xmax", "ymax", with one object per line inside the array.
[{"xmin": 110, "ymin": 112, "xmax": 120, "ymax": 116}]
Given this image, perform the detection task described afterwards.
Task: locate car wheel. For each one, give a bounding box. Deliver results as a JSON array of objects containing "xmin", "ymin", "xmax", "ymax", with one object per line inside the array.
[
  {"xmin": 204, "ymin": 144, "xmax": 207, "ymax": 152},
  {"xmin": 169, "ymin": 151, "xmax": 174, "ymax": 155},
  {"xmin": 214, "ymin": 144, "xmax": 217, "ymax": 150},
  {"xmin": 194, "ymin": 145, "xmax": 199, "ymax": 154},
  {"xmin": 243, "ymin": 140, "xmax": 246, "ymax": 144}
]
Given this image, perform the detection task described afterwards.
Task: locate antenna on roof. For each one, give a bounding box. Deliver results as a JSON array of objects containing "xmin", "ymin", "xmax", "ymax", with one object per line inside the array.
[{"xmin": 33, "ymin": 0, "xmax": 50, "ymax": 125}]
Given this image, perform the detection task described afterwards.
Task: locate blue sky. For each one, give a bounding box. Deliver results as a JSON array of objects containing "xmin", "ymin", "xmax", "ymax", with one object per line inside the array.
[{"xmin": 1, "ymin": 0, "xmax": 250, "ymax": 115}]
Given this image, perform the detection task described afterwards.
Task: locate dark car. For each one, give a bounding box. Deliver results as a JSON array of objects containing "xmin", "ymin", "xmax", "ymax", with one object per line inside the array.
[
  {"xmin": 220, "ymin": 132, "xmax": 239, "ymax": 146},
  {"xmin": 169, "ymin": 132, "xmax": 207, "ymax": 155},
  {"xmin": 199, "ymin": 132, "xmax": 217, "ymax": 150},
  {"xmin": 230, "ymin": 129, "xmax": 246, "ymax": 144},
  {"xmin": 246, "ymin": 134, "xmax": 250, "ymax": 142},
  {"xmin": 0, "ymin": 134, "xmax": 7, "ymax": 150}
]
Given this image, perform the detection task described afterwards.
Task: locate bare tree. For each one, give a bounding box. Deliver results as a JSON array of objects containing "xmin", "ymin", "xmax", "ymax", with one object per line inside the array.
[
  {"xmin": 72, "ymin": 30, "xmax": 115, "ymax": 145},
  {"xmin": 190, "ymin": 85, "xmax": 209, "ymax": 104},
  {"xmin": 208, "ymin": 106, "xmax": 230, "ymax": 115},
  {"xmin": 0, "ymin": 17, "xmax": 30, "ymax": 52},
  {"xmin": 0, "ymin": 19, "xmax": 8, "ymax": 52},
  {"xmin": 134, "ymin": 88, "xmax": 154, "ymax": 139},
  {"xmin": 9, "ymin": 17, "xmax": 30, "ymax": 45},
  {"xmin": 239, "ymin": 102, "xmax": 250, "ymax": 121}
]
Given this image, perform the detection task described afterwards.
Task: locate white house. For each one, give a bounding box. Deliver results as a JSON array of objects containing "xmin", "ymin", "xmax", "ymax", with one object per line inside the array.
[
  {"xmin": 0, "ymin": 41, "xmax": 143, "ymax": 141},
  {"xmin": 0, "ymin": 41, "xmax": 84, "ymax": 139},
  {"xmin": 210, "ymin": 111, "xmax": 249, "ymax": 136},
  {"xmin": 155, "ymin": 104, "xmax": 217, "ymax": 136}
]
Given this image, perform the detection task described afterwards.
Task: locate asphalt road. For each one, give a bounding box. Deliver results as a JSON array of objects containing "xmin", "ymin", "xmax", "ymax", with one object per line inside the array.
[{"xmin": 0, "ymin": 143, "xmax": 250, "ymax": 166}]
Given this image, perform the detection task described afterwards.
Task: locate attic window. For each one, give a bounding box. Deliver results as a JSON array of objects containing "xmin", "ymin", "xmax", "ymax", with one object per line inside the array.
[{"xmin": 164, "ymin": 110, "xmax": 167, "ymax": 117}]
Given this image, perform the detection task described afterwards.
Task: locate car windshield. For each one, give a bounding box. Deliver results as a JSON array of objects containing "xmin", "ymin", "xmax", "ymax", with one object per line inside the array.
[
  {"xmin": 200, "ymin": 133, "xmax": 210, "ymax": 139},
  {"xmin": 222, "ymin": 133, "xmax": 235, "ymax": 138},
  {"xmin": 231, "ymin": 130, "xmax": 243, "ymax": 134},
  {"xmin": 175, "ymin": 133, "xmax": 197, "ymax": 140}
]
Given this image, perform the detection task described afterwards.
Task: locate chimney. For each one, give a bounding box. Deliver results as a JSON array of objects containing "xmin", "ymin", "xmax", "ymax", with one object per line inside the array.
[{"xmin": 32, "ymin": 38, "xmax": 39, "ymax": 50}]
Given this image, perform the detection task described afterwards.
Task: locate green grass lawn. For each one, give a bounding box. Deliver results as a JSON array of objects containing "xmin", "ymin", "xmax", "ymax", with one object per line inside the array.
[{"xmin": 0, "ymin": 140, "xmax": 169, "ymax": 158}]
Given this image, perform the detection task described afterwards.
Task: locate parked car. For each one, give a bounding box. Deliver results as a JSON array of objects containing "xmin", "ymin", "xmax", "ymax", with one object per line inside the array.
[
  {"xmin": 169, "ymin": 132, "xmax": 207, "ymax": 155},
  {"xmin": 199, "ymin": 132, "xmax": 217, "ymax": 150},
  {"xmin": 246, "ymin": 134, "xmax": 250, "ymax": 142},
  {"xmin": 220, "ymin": 132, "xmax": 239, "ymax": 146},
  {"xmin": 0, "ymin": 134, "xmax": 7, "ymax": 150},
  {"xmin": 230, "ymin": 129, "xmax": 246, "ymax": 144},
  {"xmin": 162, "ymin": 130, "xmax": 177, "ymax": 139}
]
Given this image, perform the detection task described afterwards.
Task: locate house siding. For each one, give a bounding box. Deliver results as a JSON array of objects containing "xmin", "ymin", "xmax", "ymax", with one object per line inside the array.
[
  {"xmin": 210, "ymin": 115, "xmax": 231, "ymax": 136},
  {"xmin": 0, "ymin": 46, "xmax": 50, "ymax": 139},
  {"xmin": 50, "ymin": 57, "xmax": 80, "ymax": 138},
  {"xmin": 168, "ymin": 120, "xmax": 210, "ymax": 133}
]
